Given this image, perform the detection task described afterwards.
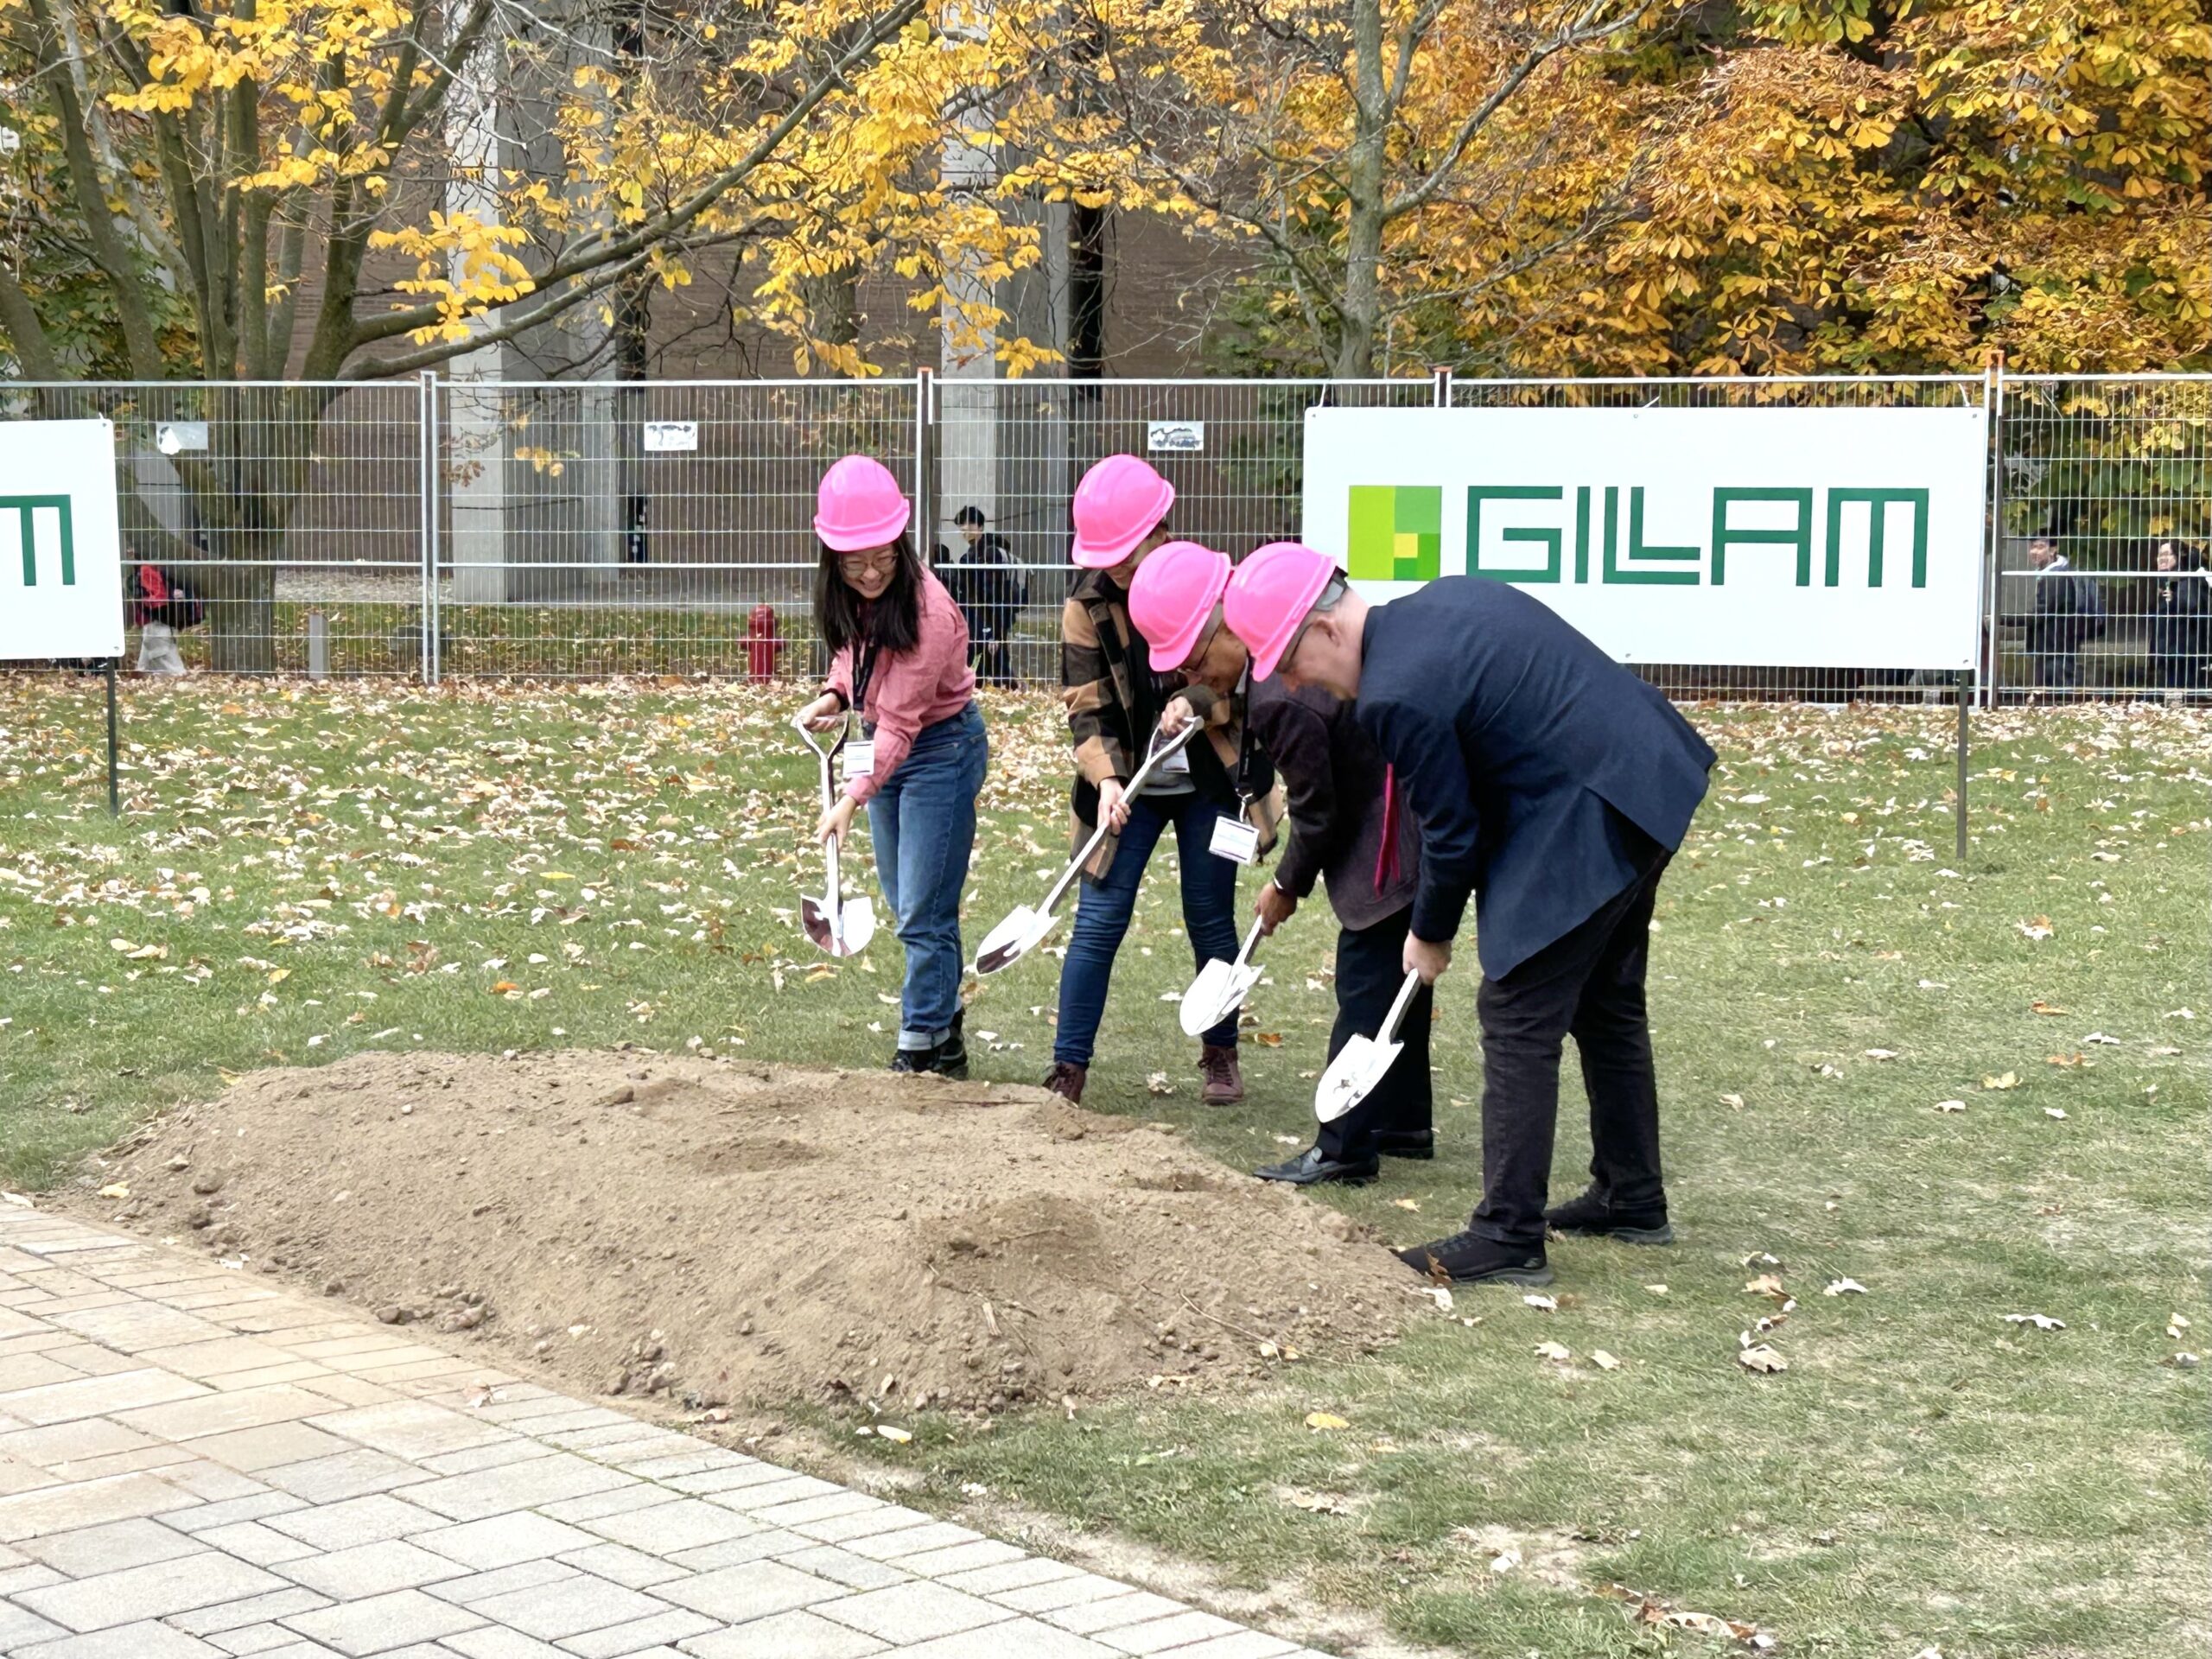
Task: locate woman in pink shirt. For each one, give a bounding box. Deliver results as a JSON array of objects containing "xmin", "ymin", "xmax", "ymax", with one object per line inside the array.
[{"xmin": 797, "ymin": 455, "xmax": 988, "ymax": 1077}]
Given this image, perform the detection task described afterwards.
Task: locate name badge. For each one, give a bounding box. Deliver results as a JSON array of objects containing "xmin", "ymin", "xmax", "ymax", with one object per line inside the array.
[
  {"xmin": 842, "ymin": 741, "xmax": 874, "ymax": 782},
  {"xmin": 1210, "ymin": 815, "xmax": 1260, "ymax": 865},
  {"xmin": 1153, "ymin": 744, "xmax": 1190, "ymax": 779}
]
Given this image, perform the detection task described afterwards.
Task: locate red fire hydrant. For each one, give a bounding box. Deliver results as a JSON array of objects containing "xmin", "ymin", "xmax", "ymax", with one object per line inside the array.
[{"xmin": 745, "ymin": 602, "xmax": 783, "ymax": 682}]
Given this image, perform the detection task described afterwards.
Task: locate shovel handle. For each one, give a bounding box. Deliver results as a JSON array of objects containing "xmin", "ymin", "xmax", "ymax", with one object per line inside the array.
[
  {"xmin": 1036, "ymin": 721, "xmax": 1198, "ymax": 916},
  {"xmin": 792, "ymin": 714, "xmax": 849, "ymax": 931},
  {"xmin": 1231, "ymin": 916, "xmax": 1266, "ymax": 971},
  {"xmin": 1377, "ymin": 969, "xmax": 1424, "ymax": 1045}
]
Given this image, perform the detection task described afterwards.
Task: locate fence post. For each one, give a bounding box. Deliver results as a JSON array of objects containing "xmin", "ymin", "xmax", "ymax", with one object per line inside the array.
[
  {"xmin": 913, "ymin": 368, "xmax": 934, "ymax": 556},
  {"xmin": 1983, "ymin": 360, "xmax": 2005, "ymax": 709},
  {"xmin": 1432, "ymin": 367, "xmax": 1452, "ymax": 409},
  {"xmin": 419, "ymin": 370, "xmax": 440, "ymax": 687}
]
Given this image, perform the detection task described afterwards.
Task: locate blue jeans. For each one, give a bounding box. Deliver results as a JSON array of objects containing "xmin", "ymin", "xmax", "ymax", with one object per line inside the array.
[
  {"xmin": 1054, "ymin": 789, "xmax": 1242, "ymax": 1066},
  {"xmin": 866, "ymin": 702, "xmax": 987, "ymax": 1049}
]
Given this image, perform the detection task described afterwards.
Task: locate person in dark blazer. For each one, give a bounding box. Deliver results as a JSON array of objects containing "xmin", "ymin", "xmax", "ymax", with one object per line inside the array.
[{"xmin": 1224, "ymin": 548, "xmax": 1715, "ymax": 1287}]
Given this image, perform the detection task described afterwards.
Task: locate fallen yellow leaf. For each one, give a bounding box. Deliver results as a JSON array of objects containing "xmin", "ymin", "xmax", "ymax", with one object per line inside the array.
[{"xmin": 1304, "ymin": 1411, "xmax": 1350, "ymax": 1431}]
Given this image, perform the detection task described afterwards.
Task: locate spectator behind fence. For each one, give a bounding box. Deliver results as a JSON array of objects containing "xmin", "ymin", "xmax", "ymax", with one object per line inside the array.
[
  {"xmin": 2150, "ymin": 540, "xmax": 2209, "ymax": 698},
  {"xmin": 949, "ymin": 505, "xmax": 1022, "ymax": 686},
  {"xmin": 2024, "ymin": 535, "xmax": 2103, "ymax": 692}
]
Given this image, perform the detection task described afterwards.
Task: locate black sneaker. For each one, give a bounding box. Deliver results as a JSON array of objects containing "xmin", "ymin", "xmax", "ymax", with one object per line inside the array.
[
  {"xmin": 888, "ymin": 1028, "xmax": 969, "ymax": 1080},
  {"xmin": 1377, "ymin": 1129, "xmax": 1435, "ymax": 1160},
  {"xmin": 1544, "ymin": 1185, "xmax": 1673, "ymax": 1245},
  {"xmin": 1253, "ymin": 1146, "xmax": 1380, "ymax": 1186},
  {"xmin": 1394, "ymin": 1230, "xmax": 1554, "ymax": 1286}
]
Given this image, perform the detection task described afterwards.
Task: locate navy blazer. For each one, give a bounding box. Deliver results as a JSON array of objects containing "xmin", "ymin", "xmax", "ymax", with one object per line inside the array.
[{"xmin": 1355, "ymin": 578, "xmax": 1715, "ymax": 978}]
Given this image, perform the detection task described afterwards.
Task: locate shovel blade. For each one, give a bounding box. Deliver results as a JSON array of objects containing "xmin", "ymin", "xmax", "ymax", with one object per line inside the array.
[
  {"xmin": 834, "ymin": 896, "xmax": 876, "ymax": 957},
  {"xmin": 802, "ymin": 893, "xmax": 876, "ymax": 958},
  {"xmin": 1179, "ymin": 960, "xmax": 1262, "ymax": 1038},
  {"xmin": 975, "ymin": 905, "xmax": 1058, "ymax": 976},
  {"xmin": 1314, "ymin": 1035, "xmax": 1402, "ymax": 1123}
]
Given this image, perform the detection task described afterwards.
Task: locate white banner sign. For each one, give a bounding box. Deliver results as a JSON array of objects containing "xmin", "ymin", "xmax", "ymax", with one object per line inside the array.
[
  {"xmin": 1301, "ymin": 405, "xmax": 1987, "ymax": 670},
  {"xmin": 0, "ymin": 419, "xmax": 124, "ymax": 662}
]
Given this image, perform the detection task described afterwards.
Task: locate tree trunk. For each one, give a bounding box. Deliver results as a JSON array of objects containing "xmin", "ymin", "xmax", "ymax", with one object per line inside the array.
[
  {"xmin": 1334, "ymin": 0, "xmax": 1388, "ymax": 379},
  {"xmin": 200, "ymin": 543, "xmax": 280, "ymax": 674},
  {"xmin": 185, "ymin": 385, "xmax": 329, "ymax": 672},
  {"xmin": 798, "ymin": 264, "xmax": 862, "ymax": 351}
]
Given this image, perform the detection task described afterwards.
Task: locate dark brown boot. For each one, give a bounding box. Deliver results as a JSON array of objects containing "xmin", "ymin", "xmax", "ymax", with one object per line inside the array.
[
  {"xmin": 1199, "ymin": 1044, "xmax": 1243, "ymax": 1106},
  {"xmin": 1043, "ymin": 1061, "xmax": 1087, "ymax": 1104}
]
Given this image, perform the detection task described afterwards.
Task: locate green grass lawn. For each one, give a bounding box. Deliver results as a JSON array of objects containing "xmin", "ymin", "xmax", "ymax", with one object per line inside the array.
[{"xmin": 2, "ymin": 674, "xmax": 2205, "ymax": 1657}]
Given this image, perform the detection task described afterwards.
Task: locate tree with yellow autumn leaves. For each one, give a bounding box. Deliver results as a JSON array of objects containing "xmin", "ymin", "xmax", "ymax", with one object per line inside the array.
[{"xmin": 1157, "ymin": 0, "xmax": 2209, "ymax": 377}]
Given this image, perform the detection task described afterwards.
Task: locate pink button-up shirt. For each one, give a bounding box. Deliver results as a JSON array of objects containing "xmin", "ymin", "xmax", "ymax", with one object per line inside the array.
[{"xmin": 824, "ymin": 565, "xmax": 976, "ymax": 804}]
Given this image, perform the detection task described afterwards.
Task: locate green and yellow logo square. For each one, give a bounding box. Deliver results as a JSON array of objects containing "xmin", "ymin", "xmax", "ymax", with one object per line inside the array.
[{"xmin": 1348, "ymin": 485, "xmax": 1441, "ymax": 582}]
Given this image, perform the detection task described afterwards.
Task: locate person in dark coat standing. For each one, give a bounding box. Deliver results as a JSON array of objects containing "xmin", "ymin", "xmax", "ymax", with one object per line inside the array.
[
  {"xmin": 1224, "ymin": 547, "xmax": 1715, "ymax": 1287},
  {"xmin": 950, "ymin": 506, "xmax": 1022, "ymax": 686},
  {"xmin": 2149, "ymin": 541, "xmax": 2209, "ymax": 696},
  {"xmin": 2024, "ymin": 535, "xmax": 2102, "ymax": 690}
]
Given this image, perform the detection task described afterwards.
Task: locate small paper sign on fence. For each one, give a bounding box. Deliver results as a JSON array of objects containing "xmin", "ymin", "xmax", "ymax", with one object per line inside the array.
[
  {"xmin": 1147, "ymin": 420, "xmax": 1205, "ymax": 454},
  {"xmin": 643, "ymin": 421, "xmax": 699, "ymax": 453}
]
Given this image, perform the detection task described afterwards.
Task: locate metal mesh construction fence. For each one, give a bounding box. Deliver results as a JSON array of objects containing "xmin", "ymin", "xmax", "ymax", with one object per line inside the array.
[{"xmin": 3, "ymin": 371, "xmax": 2204, "ymax": 701}]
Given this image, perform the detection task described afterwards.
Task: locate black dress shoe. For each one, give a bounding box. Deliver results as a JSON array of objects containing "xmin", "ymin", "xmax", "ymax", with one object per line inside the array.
[
  {"xmin": 1254, "ymin": 1146, "xmax": 1380, "ymax": 1186},
  {"xmin": 1393, "ymin": 1230, "xmax": 1554, "ymax": 1285},
  {"xmin": 1544, "ymin": 1185, "xmax": 1673, "ymax": 1244},
  {"xmin": 1377, "ymin": 1129, "xmax": 1435, "ymax": 1160}
]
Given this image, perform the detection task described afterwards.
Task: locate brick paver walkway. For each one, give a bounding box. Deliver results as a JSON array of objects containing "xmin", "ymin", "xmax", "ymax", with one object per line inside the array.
[{"xmin": 0, "ymin": 1208, "xmax": 1326, "ymax": 1659}]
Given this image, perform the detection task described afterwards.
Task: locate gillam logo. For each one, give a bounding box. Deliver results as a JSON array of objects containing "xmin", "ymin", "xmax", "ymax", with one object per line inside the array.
[
  {"xmin": 4, "ymin": 496, "xmax": 77, "ymax": 588},
  {"xmin": 1350, "ymin": 484, "xmax": 1931, "ymax": 588}
]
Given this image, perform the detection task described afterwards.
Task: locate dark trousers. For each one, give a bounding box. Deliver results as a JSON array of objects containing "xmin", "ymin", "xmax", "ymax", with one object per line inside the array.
[
  {"xmin": 1468, "ymin": 852, "xmax": 1671, "ymax": 1248},
  {"xmin": 1318, "ymin": 906, "xmax": 1433, "ymax": 1160}
]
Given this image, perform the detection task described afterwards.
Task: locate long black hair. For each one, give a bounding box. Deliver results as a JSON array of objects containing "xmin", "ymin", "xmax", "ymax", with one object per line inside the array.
[{"xmin": 815, "ymin": 531, "xmax": 924, "ymax": 658}]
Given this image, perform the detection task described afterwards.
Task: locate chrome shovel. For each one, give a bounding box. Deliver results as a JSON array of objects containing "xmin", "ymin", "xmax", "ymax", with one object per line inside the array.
[
  {"xmin": 974, "ymin": 720, "xmax": 1198, "ymax": 976},
  {"xmin": 1313, "ymin": 969, "xmax": 1423, "ymax": 1123},
  {"xmin": 791, "ymin": 716, "xmax": 876, "ymax": 958},
  {"xmin": 1178, "ymin": 918, "xmax": 1266, "ymax": 1039}
]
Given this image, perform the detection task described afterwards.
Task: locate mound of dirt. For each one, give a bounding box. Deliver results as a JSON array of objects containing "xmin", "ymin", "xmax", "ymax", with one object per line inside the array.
[{"xmin": 86, "ymin": 1052, "xmax": 1422, "ymax": 1415}]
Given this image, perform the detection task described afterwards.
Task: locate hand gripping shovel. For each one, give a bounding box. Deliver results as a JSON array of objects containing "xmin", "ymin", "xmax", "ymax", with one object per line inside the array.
[
  {"xmin": 791, "ymin": 716, "xmax": 877, "ymax": 958},
  {"xmin": 975, "ymin": 720, "xmax": 1198, "ymax": 976},
  {"xmin": 1179, "ymin": 918, "xmax": 1266, "ymax": 1039},
  {"xmin": 1314, "ymin": 969, "xmax": 1423, "ymax": 1123}
]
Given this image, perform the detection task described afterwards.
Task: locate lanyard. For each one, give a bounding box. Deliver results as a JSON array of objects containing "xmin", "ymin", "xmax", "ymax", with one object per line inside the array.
[
  {"xmin": 1230, "ymin": 664, "xmax": 1256, "ymax": 810},
  {"xmin": 851, "ymin": 639, "xmax": 880, "ymax": 717}
]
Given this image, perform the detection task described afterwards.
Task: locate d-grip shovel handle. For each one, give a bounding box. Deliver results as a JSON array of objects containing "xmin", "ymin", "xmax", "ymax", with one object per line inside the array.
[
  {"xmin": 791, "ymin": 714, "xmax": 852, "ymax": 920},
  {"xmin": 1036, "ymin": 720, "xmax": 1198, "ymax": 915}
]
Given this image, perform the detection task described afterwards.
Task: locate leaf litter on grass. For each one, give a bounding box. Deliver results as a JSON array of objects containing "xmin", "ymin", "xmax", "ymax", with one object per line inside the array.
[{"xmin": 8, "ymin": 682, "xmax": 2210, "ymax": 1659}]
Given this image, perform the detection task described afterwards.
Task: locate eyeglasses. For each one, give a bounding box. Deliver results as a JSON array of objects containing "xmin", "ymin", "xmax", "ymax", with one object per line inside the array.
[
  {"xmin": 1178, "ymin": 617, "xmax": 1225, "ymax": 681},
  {"xmin": 837, "ymin": 549, "xmax": 900, "ymax": 577},
  {"xmin": 1278, "ymin": 576, "xmax": 1346, "ymax": 676}
]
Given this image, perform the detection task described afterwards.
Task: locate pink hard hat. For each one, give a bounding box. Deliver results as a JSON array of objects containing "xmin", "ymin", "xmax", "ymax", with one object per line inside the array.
[
  {"xmin": 1071, "ymin": 454, "xmax": 1175, "ymax": 568},
  {"xmin": 1224, "ymin": 541, "xmax": 1338, "ymax": 681},
  {"xmin": 1128, "ymin": 541, "xmax": 1233, "ymax": 672},
  {"xmin": 814, "ymin": 454, "xmax": 911, "ymax": 553}
]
